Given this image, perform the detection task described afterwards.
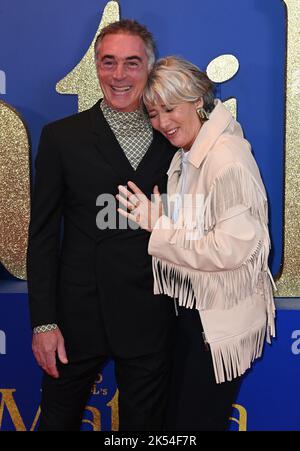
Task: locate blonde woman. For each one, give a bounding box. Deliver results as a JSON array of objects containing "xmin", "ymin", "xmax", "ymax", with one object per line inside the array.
[{"xmin": 117, "ymin": 56, "xmax": 275, "ymax": 430}]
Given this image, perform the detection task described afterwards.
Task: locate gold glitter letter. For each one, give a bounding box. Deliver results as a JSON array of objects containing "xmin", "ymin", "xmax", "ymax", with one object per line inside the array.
[
  {"xmin": 207, "ymin": 54, "xmax": 239, "ymax": 118},
  {"xmin": 82, "ymin": 406, "xmax": 101, "ymax": 431},
  {"xmin": 229, "ymin": 403, "xmax": 247, "ymax": 431},
  {"xmin": 0, "ymin": 389, "xmax": 26, "ymax": 431},
  {"xmin": 56, "ymin": 1, "xmax": 120, "ymax": 112},
  {"xmin": 0, "ymin": 101, "xmax": 31, "ymax": 279},
  {"xmin": 107, "ymin": 389, "xmax": 119, "ymax": 431},
  {"xmin": 276, "ymin": 0, "xmax": 300, "ymax": 296}
]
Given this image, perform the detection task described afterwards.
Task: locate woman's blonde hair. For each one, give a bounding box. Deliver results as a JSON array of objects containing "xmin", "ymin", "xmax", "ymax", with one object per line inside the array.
[{"xmin": 143, "ymin": 56, "xmax": 215, "ymax": 112}]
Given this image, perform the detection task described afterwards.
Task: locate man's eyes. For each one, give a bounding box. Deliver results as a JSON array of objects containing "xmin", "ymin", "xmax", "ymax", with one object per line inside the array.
[
  {"xmin": 99, "ymin": 60, "xmax": 141, "ymax": 70},
  {"xmin": 99, "ymin": 60, "xmax": 114, "ymax": 69},
  {"xmin": 127, "ymin": 61, "xmax": 139, "ymax": 67},
  {"xmin": 125, "ymin": 61, "xmax": 142, "ymax": 70}
]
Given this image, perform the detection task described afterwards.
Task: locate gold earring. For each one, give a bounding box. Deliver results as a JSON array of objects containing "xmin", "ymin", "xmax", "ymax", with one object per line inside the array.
[{"xmin": 196, "ymin": 107, "xmax": 209, "ymax": 122}]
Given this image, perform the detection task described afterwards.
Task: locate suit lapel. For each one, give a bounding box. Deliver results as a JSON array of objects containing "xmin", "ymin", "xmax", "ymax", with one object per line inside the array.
[
  {"xmin": 88, "ymin": 101, "xmax": 176, "ymax": 188},
  {"xmin": 89, "ymin": 100, "xmax": 136, "ymax": 181},
  {"xmin": 134, "ymin": 130, "xmax": 173, "ymax": 181}
]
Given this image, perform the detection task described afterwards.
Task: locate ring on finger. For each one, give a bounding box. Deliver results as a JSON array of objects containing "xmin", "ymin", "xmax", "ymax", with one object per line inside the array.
[{"xmin": 130, "ymin": 196, "xmax": 140, "ymax": 208}]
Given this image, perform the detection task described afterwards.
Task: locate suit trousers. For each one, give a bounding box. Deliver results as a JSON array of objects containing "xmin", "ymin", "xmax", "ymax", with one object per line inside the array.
[
  {"xmin": 165, "ymin": 305, "xmax": 242, "ymax": 431},
  {"xmin": 38, "ymin": 349, "xmax": 172, "ymax": 431}
]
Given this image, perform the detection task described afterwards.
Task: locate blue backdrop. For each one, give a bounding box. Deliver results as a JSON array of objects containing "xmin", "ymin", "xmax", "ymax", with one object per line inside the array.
[
  {"xmin": 0, "ymin": 0, "xmax": 285, "ymax": 274},
  {"xmin": 1, "ymin": 291, "xmax": 300, "ymax": 431},
  {"xmin": 0, "ymin": 0, "xmax": 292, "ymax": 431}
]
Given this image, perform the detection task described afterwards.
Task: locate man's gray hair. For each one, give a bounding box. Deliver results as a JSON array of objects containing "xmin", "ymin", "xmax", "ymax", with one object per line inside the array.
[{"xmin": 94, "ymin": 19, "xmax": 156, "ymax": 71}]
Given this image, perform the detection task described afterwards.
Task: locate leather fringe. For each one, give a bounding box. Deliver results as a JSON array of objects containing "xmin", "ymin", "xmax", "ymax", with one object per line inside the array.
[
  {"xmin": 152, "ymin": 162, "xmax": 276, "ymax": 382},
  {"xmin": 209, "ymin": 323, "xmax": 266, "ymax": 384},
  {"xmin": 204, "ymin": 163, "xmax": 268, "ymax": 232},
  {"xmin": 152, "ymin": 240, "xmax": 268, "ymax": 310}
]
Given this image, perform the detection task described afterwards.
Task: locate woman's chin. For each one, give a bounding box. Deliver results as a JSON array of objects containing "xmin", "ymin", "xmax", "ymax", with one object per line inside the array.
[
  {"xmin": 165, "ymin": 134, "xmax": 191, "ymax": 150},
  {"xmin": 166, "ymin": 135, "xmax": 182, "ymax": 147}
]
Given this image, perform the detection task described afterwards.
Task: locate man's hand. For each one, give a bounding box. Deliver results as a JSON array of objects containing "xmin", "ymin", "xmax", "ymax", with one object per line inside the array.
[
  {"xmin": 116, "ymin": 181, "xmax": 163, "ymax": 232},
  {"xmin": 32, "ymin": 327, "xmax": 68, "ymax": 378}
]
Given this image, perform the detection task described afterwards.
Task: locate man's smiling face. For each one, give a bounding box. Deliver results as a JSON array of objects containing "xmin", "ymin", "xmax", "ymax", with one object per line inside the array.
[{"xmin": 96, "ymin": 33, "xmax": 149, "ymax": 112}]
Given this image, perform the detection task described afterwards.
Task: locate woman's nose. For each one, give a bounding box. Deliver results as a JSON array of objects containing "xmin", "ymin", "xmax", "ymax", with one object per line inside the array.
[{"xmin": 158, "ymin": 114, "xmax": 170, "ymax": 130}]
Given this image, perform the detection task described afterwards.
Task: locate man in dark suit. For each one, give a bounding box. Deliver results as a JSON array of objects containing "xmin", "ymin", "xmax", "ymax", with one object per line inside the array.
[{"xmin": 27, "ymin": 19, "xmax": 175, "ymax": 431}]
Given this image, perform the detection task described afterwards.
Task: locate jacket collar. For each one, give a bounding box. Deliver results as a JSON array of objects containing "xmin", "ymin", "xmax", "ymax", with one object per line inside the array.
[
  {"xmin": 167, "ymin": 100, "xmax": 234, "ymax": 179},
  {"xmin": 166, "ymin": 149, "xmax": 182, "ymax": 177},
  {"xmin": 188, "ymin": 100, "xmax": 234, "ymax": 168}
]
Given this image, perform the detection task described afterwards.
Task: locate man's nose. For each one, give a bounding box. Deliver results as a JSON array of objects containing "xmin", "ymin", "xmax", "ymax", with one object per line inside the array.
[{"xmin": 113, "ymin": 62, "xmax": 126, "ymax": 80}]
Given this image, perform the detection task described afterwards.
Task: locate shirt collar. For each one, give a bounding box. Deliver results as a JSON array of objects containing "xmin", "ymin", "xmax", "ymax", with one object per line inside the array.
[{"xmin": 100, "ymin": 99, "xmax": 150, "ymax": 125}]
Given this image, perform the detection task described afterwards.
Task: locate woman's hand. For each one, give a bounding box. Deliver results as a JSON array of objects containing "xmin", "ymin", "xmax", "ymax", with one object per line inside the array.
[{"xmin": 116, "ymin": 181, "xmax": 163, "ymax": 232}]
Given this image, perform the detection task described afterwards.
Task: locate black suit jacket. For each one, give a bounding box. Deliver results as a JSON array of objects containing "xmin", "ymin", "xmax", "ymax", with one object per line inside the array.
[{"xmin": 27, "ymin": 101, "xmax": 176, "ymax": 360}]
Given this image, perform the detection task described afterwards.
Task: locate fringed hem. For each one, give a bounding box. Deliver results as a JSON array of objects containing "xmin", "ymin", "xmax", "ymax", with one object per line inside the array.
[
  {"xmin": 209, "ymin": 323, "xmax": 266, "ymax": 384},
  {"xmin": 204, "ymin": 163, "xmax": 268, "ymax": 232},
  {"xmin": 152, "ymin": 238, "xmax": 270, "ymax": 310},
  {"xmin": 264, "ymin": 270, "xmax": 276, "ymax": 343}
]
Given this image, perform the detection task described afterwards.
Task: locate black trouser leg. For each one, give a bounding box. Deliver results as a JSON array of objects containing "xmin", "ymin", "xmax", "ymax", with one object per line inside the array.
[
  {"xmin": 38, "ymin": 355, "xmax": 108, "ymax": 431},
  {"xmin": 165, "ymin": 307, "xmax": 242, "ymax": 431},
  {"xmin": 114, "ymin": 350, "xmax": 172, "ymax": 431}
]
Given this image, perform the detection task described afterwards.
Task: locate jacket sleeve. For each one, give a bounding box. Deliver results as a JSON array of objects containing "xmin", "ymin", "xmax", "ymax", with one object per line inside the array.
[
  {"xmin": 27, "ymin": 124, "xmax": 64, "ymax": 328},
  {"xmin": 149, "ymin": 161, "xmax": 268, "ymax": 273},
  {"xmin": 148, "ymin": 205, "xmax": 262, "ymax": 272},
  {"xmin": 148, "ymin": 161, "xmax": 271, "ymax": 311}
]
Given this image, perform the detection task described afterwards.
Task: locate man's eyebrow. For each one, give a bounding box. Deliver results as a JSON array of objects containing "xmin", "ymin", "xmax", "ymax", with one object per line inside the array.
[
  {"xmin": 125, "ymin": 56, "xmax": 143, "ymax": 62},
  {"xmin": 100, "ymin": 55, "xmax": 143, "ymax": 61},
  {"xmin": 100, "ymin": 55, "xmax": 115, "ymax": 60}
]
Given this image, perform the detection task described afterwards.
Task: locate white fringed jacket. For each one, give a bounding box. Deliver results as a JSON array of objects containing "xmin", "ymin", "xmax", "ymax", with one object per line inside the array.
[{"xmin": 148, "ymin": 100, "xmax": 276, "ymax": 384}]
